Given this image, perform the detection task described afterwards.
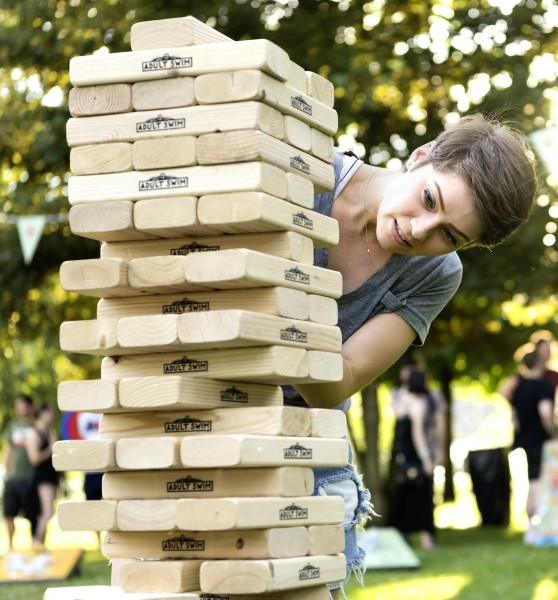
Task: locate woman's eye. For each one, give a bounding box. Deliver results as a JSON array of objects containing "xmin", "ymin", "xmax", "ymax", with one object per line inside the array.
[
  {"xmin": 423, "ymin": 188, "xmax": 435, "ymax": 209},
  {"xmin": 443, "ymin": 228, "xmax": 458, "ymax": 246}
]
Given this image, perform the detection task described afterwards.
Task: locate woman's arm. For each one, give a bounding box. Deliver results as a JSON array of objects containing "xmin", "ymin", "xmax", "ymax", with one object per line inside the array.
[
  {"xmin": 538, "ymin": 399, "xmax": 556, "ymax": 438},
  {"xmin": 293, "ymin": 312, "xmax": 417, "ymax": 408},
  {"xmin": 498, "ymin": 375, "xmax": 519, "ymax": 402},
  {"xmin": 25, "ymin": 430, "xmax": 51, "ymax": 466},
  {"xmin": 409, "ymin": 396, "xmax": 433, "ymax": 475}
]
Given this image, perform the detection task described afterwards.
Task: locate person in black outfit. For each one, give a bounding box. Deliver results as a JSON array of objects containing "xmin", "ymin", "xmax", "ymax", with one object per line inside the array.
[
  {"xmin": 25, "ymin": 403, "xmax": 59, "ymax": 550},
  {"xmin": 510, "ymin": 350, "xmax": 556, "ymax": 534},
  {"xmin": 387, "ymin": 370, "xmax": 437, "ymax": 550}
]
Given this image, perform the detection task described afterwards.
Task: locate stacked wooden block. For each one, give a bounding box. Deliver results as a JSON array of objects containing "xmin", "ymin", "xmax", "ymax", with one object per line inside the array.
[{"xmin": 47, "ymin": 16, "xmax": 346, "ymax": 600}]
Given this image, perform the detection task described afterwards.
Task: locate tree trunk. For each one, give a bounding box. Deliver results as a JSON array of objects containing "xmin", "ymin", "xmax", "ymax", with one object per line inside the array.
[
  {"xmin": 440, "ymin": 366, "xmax": 455, "ymax": 502},
  {"xmin": 356, "ymin": 382, "xmax": 387, "ymax": 522}
]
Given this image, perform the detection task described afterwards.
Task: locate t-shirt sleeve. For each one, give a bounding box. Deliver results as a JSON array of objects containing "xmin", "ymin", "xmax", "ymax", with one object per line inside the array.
[{"xmin": 392, "ymin": 253, "xmax": 463, "ymax": 345}]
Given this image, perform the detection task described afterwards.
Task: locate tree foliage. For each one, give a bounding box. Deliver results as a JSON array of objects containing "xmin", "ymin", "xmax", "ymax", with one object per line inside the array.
[{"xmin": 0, "ymin": 0, "xmax": 557, "ymax": 420}]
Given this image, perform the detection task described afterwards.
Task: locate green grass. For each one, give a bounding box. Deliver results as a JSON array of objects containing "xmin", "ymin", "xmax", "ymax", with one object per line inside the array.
[{"xmin": 345, "ymin": 526, "xmax": 558, "ymax": 600}]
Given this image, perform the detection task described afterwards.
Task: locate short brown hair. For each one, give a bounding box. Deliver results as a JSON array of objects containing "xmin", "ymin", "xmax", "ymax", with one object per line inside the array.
[{"xmin": 418, "ymin": 114, "xmax": 538, "ymax": 249}]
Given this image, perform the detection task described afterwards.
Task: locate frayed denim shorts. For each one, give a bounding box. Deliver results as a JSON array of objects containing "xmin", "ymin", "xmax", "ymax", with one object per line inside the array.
[{"xmin": 313, "ymin": 401, "xmax": 375, "ymax": 598}]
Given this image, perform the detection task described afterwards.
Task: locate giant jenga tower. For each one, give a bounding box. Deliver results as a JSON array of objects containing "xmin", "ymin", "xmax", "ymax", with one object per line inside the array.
[{"xmin": 46, "ymin": 15, "xmax": 348, "ymax": 600}]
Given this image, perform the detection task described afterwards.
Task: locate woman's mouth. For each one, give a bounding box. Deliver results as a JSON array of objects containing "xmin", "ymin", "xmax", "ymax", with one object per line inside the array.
[{"xmin": 392, "ymin": 220, "xmax": 412, "ymax": 247}]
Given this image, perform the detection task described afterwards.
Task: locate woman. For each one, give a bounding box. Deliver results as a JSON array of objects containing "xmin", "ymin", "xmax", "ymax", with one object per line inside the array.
[
  {"xmin": 282, "ymin": 113, "xmax": 537, "ymax": 597},
  {"xmin": 25, "ymin": 403, "xmax": 59, "ymax": 551},
  {"xmin": 387, "ymin": 369, "xmax": 437, "ymax": 549},
  {"xmin": 509, "ymin": 350, "xmax": 556, "ymax": 541}
]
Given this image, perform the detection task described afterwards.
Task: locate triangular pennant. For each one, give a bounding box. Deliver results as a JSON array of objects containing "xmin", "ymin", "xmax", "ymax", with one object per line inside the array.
[{"xmin": 16, "ymin": 215, "xmax": 47, "ymax": 265}]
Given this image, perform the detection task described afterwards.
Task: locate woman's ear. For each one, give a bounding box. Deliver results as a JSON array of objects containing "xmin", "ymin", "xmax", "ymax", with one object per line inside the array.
[{"xmin": 406, "ymin": 142, "xmax": 436, "ymax": 170}]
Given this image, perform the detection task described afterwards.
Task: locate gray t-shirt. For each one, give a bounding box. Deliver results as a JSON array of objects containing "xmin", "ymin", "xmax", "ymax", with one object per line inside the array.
[{"xmin": 283, "ymin": 150, "xmax": 462, "ymax": 407}]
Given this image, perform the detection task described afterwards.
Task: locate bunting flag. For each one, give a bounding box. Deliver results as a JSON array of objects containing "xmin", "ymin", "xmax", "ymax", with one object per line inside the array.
[
  {"xmin": 15, "ymin": 215, "xmax": 47, "ymax": 265},
  {"xmin": 529, "ymin": 127, "xmax": 558, "ymax": 179}
]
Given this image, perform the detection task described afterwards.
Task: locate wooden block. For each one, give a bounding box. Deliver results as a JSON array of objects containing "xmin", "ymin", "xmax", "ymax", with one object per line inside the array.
[
  {"xmin": 44, "ymin": 584, "xmax": 332, "ymax": 600},
  {"xmin": 68, "ymin": 102, "xmax": 284, "ymax": 151},
  {"xmin": 60, "ymin": 318, "xmax": 119, "ymax": 355},
  {"xmin": 69, "ymin": 83, "xmax": 132, "ymax": 117},
  {"xmin": 311, "ymin": 128, "xmax": 334, "ymax": 163},
  {"xmin": 118, "ymin": 376, "xmax": 283, "ymax": 410},
  {"xmin": 175, "ymin": 310, "xmax": 341, "ymax": 351},
  {"xmin": 183, "ymin": 249, "xmax": 343, "ymax": 299},
  {"xmin": 180, "ymin": 435, "xmax": 349, "ymax": 468},
  {"xmin": 199, "ymin": 554, "xmax": 346, "ymax": 593},
  {"xmin": 116, "ymin": 499, "xmax": 178, "ymax": 531},
  {"xmin": 59, "ymin": 258, "xmax": 137, "ymax": 298},
  {"xmin": 68, "ymin": 160, "xmax": 288, "ymax": 205},
  {"xmin": 70, "ymin": 40, "xmax": 291, "ymax": 86},
  {"xmin": 103, "ymin": 527, "xmax": 309, "ymax": 560},
  {"xmin": 305, "ymin": 71, "xmax": 335, "ymax": 108},
  {"xmin": 175, "ymin": 496, "xmax": 344, "ymax": 531},
  {"xmin": 58, "ymin": 379, "xmax": 120, "ymax": 413},
  {"xmin": 120, "ymin": 559, "xmax": 201, "ymax": 594},
  {"xmin": 102, "ymin": 231, "xmax": 313, "ymax": 265},
  {"xmin": 97, "ymin": 288, "xmax": 310, "ymax": 321},
  {"xmin": 127, "ymin": 255, "xmax": 212, "ymax": 294},
  {"xmin": 132, "ymin": 136, "xmax": 196, "ymax": 170},
  {"xmin": 100, "ymin": 406, "xmax": 311, "ymax": 439},
  {"xmin": 133, "ymin": 203, "xmax": 215, "ymax": 241},
  {"xmin": 111, "ymin": 311, "xmax": 341, "ymax": 354},
  {"xmin": 196, "ymin": 192, "xmax": 338, "ymax": 247},
  {"xmin": 52, "ymin": 439, "xmax": 116, "ymax": 472},
  {"xmin": 286, "ymin": 61, "xmax": 308, "ymax": 93},
  {"xmin": 69, "ymin": 201, "xmax": 151, "ymax": 243},
  {"xmin": 57, "ymin": 500, "xmax": 117, "ymax": 531},
  {"xmin": 102, "ymin": 466, "xmax": 313, "ymax": 500},
  {"xmin": 133, "ymin": 196, "xmax": 221, "ymax": 238},
  {"xmin": 307, "ymin": 350, "xmax": 343, "ymax": 383},
  {"xmin": 194, "ymin": 70, "xmax": 337, "ymax": 135},
  {"xmin": 116, "ymin": 437, "xmax": 180, "ymax": 470},
  {"xmin": 132, "ymin": 77, "xmax": 195, "ymax": 111},
  {"xmin": 131, "ymin": 16, "xmax": 232, "ymax": 51},
  {"xmin": 309, "ymin": 408, "xmax": 347, "ymax": 438},
  {"xmin": 308, "ymin": 525, "xmax": 345, "ymax": 556},
  {"xmin": 101, "ymin": 346, "xmax": 309, "ymax": 384},
  {"xmin": 283, "ymin": 115, "xmax": 312, "ymax": 152},
  {"xmin": 70, "ymin": 142, "xmax": 133, "ymax": 176},
  {"xmin": 308, "ymin": 294, "xmax": 338, "ymax": 326},
  {"xmin": 101, "ymin": 346, "xmax": 340, "ymax": 385},
  {"xmin": 286, "ymin": 172, "xmax": 314, "ymax": 209},
  {"xmin": 195, "ymin": 130, "xmax": 334, "ymax": 192}
]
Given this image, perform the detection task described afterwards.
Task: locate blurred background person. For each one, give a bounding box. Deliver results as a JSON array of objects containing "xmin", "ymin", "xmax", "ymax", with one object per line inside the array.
[
  {"xmin": 2, "ymin": 393, "xmax": 39, "ymax": 552},
  {"xmin": 508, "ymin": 350, "xmax": 556, "ymax": 543},
  {"xmin": 25, "ymin": 403, "xmax": 59, "ymax": 551},
  {"xmin": 387, "ymin": 369, "xmax": 437, "ymax": 550}
]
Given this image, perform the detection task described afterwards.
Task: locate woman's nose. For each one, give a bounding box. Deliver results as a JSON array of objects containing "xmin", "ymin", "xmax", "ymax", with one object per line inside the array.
[{"xmin": 410, "ymin": 215, "xmax": 438, "ymax": 241}]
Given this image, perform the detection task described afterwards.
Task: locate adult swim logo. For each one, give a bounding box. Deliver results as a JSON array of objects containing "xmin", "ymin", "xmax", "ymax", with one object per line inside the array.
[
  {"xmin": 283, "ymin": 443, "xmax": 313, "ymax": 459},
  {"xmin": 220, "ymin": 386, "xmax": 249, "ymax": 404},
  {"xmin": 200, "ymin": 595, "xmax": 231, "ymax": 600},
  {"xmin": 284, "ymin": 266, "xmax": 310, "ymax": 285},
  {"xmin": 139, "ymin": 173, "xmax": 188, "ymax": 191},
  {"xmin": 170, "ymin": 241, "xmax": 220, "ymax": 255},
  {"xmin": 280, "ymin": 326, "xmax": 307, "ymax": 344},
  {"xmin": 292, "ymin": 211, "xmax": 313, "ymax": 230},
  {"xmin": 291, "ymin": 95, "xmax": 312, "ymax": 116},
  {"xmin": 142, "ymin": 53, "xmax": 193, "ymax": 71},
  {"xmin": 136, "ymin": 114, "xmax": 185, "ymax": 133},
  {"xmin": 299, "ymin": 563, "xmax": 320, "ymax": 581},
  {"xmin": 167, "ymin": 475, "xmax": 214, "ymax": 493},
  {"xmin": 163, "ymin": 356, "xmax": 208, "ymax": 374},
  {"xmin": 290, "ymin": 155, "xmax": 310, "ymax": 174},
  {"xmin": 164, "ymin": 415, "xmax": 212, "ymax": 433},
  {"xmin": 162, "ymin": 535, "xmax": 205, "ymax": 552},
  {"xmin": 279, "ymin": 503, "xmax": 309, "ymax": 520},
  {"xmin": 162, "ymin": 298, "xmax": 210, "ymax": 313}
]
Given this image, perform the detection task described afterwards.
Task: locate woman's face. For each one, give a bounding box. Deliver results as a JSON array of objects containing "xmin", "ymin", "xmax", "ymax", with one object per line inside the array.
[{"xmin": 376, "ymin": 162, "xmax": 484, "ymax": 256}]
